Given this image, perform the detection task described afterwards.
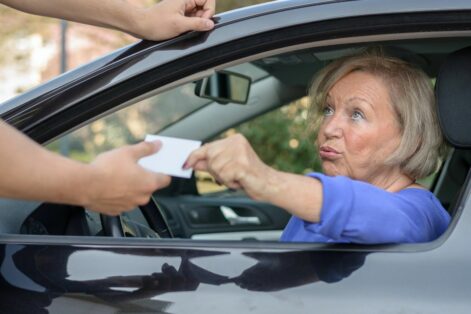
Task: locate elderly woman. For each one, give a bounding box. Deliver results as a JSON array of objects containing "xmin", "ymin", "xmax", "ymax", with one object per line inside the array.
[{"xmin": 184, "ymin": 50, "xmax": 451, "ymax": 244}]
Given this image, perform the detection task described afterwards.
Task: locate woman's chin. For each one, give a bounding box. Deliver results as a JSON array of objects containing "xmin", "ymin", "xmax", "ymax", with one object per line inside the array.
[
  {"xmin": 322, "ymin": 163, "xmax": 343, "ymax": 177},
  {"xmin": 322, "ymin": 168, "xmax": 336, "ymax": 176}
]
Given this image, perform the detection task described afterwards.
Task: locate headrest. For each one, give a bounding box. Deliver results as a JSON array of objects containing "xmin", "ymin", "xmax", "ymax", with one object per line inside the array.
[{"xmin": 436, "ymin": 46, "xmax": 471, "ymax": 148}]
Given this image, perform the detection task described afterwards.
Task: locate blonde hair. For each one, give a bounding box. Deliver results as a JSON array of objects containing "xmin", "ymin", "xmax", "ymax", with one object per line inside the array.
[{"xmin": 309, "ymin": 48, "xmax": 445, "ymax": 179}]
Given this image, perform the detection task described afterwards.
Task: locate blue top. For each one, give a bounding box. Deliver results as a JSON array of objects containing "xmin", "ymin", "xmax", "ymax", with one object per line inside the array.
[{"xmin": 280, "ymin": 173, "xmax": 451, "ymax": 244}]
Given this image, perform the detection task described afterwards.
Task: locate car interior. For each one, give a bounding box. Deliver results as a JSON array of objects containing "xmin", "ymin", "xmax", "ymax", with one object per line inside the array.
[{"xmin": 1, "ymin": 36, "xmax": 471, "ymax": 243}]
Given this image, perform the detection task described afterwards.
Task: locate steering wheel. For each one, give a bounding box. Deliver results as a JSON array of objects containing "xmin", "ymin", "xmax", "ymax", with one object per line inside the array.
[
  {"xmin": 100, "ymin": 214, "xmax": 125, "ymax": 237},
  {"xmin": 100, "ymin": 196, "xmax": 173, "ymax": 238}
]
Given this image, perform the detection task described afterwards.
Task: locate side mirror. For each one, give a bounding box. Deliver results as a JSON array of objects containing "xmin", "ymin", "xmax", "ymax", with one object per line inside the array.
[{"xmin": 195, "ymin": 70, "xmax": 252, "ymax": 105}]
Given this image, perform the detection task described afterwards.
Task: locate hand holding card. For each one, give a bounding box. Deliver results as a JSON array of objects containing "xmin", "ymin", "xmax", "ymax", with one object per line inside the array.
[{"xmin": 138, "ymin": 135, "xmax": 201, "ymax": 178}]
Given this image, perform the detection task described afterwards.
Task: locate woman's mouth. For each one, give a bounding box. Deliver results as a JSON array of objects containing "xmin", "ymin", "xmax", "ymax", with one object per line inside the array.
[{"xmin": 319, "ymin": 146, "xmax": 341, "ymax": 159}]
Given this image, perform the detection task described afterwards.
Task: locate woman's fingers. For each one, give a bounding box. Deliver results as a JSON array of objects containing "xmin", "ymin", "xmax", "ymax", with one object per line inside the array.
[
  {"xmin": 216, "ymin": 162, "xmax": 244, "ymax": 190},
  {"xmin": 184, "ymin": 134, "xmax": 266, "ymax": 194},
  {"xmin": 184, "ymin": 139, "xmax": 225, "ymax": 169},
  {"xmin": 184, "ymin": 144, "xmax": 209, "ymax": 169}
]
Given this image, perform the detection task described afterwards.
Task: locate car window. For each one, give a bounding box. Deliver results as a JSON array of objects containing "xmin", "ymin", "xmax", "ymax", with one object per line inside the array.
[
  {"xmin": 40, "ymin": 42, "xmax": 456, "ymax": 243},
  {"xmin": 46, "ymin": 81, "xmax": 211, "ymax": 162},
  {"xmin": 196, "ymin": 97, "xmax": 322, "ymax": 194},
  {"xmin": 46, "ymin": 63, "xmax": 268, "ymax": 162}
]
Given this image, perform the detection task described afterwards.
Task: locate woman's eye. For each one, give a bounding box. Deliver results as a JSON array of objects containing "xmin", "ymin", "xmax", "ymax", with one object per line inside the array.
[
  {"xmin": 323, "ymin": 106, "xmax": 334, "ymax": 116},
  {"xmin": 352, "ymin": 110, "xmax": 364, "ymax": 121}
]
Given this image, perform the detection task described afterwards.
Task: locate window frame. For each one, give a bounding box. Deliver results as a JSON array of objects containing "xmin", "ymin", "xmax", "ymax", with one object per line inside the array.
[{"xmin": 2, "ymin": 11, "xmax": 471, "ymax": 252}]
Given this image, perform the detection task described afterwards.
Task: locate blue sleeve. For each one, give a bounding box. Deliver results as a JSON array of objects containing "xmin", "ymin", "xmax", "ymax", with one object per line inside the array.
[{"xmin": 303, "ymin": 173, "xmax": 450, "ymax": 244}]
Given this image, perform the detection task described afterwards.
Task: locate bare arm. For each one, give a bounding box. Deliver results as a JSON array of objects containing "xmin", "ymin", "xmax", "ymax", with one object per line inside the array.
[
  {"xmin": 0, "ymin": 0, "xmax": 216, "ymax": 40},
  {"xmin": 0, "ymin": 120, "xmax": 88, "ymax": 204},
  {"xmin": 0, "ymin": 121, "xmax": 170, "ymax": 215},
  {"xmin": 184, "ymin": 134, "xmax": 323, "ymax": 222},
  {"xmin": 259, "ymin": 167, "xmax": 323, "ymax": 222}
]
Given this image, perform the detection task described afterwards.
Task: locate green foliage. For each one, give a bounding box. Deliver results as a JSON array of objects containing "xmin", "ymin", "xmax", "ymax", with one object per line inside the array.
[{"xmin": 227, "ymin": 98, "xmax": 322, "ymax": 175}]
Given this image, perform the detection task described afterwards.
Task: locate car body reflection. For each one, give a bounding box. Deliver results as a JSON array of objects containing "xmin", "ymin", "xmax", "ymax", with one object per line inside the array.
[{"xmin": 0, "ymin": 244, "xmax": 366, "ymax": 312}]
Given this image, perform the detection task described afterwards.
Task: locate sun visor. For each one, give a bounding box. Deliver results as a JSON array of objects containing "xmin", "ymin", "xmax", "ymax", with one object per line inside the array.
[{"xmin": 436, "ymin": 46, "xmax": 471, "ymax": 148}]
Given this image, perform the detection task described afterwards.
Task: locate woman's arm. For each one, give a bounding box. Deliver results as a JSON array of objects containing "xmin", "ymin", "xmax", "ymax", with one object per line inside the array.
[
  {"xmin": 0, "ymin": 0, "xmax": 216, "ymax": 40},
  {"xmin": 256, "ymin": 168, "xmax": 323, "ymax": 222},
  {"xmin": 184, "ymin": 134, "xmax": 323, "ymax": 222}
]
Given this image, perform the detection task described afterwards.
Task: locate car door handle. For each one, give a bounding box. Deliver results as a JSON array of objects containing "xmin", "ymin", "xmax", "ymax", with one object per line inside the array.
[{"xmin": 220, "ymin": 205, "xmax": 261, "ymax": 225}]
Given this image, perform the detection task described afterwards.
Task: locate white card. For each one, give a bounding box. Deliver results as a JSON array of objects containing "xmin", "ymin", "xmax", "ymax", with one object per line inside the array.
[{"xmin": 138, "ymin": 135, "xmax": 201, "ymax": 178}]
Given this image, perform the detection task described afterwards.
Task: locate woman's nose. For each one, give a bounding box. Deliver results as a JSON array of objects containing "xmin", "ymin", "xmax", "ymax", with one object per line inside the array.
[{"xmin": 321, "ymin": 114, "xmax": 343, "ymax": 139}]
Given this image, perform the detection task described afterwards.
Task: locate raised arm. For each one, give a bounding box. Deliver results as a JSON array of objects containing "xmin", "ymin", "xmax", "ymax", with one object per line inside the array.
[{"xmin": 0, "ymin": 0, "xmax": 216, "ymax": 40}]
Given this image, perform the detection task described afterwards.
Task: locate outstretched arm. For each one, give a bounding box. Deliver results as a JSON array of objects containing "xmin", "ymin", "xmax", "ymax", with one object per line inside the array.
[
  {"xmin": 0, "ymin": 121, "xmax": 170, "ymax": 215},
  {"xmin": 0, "ymin": 0, "xmax": 216, "ymax": 40},
  {"xmin": 184, "ymin": 134, "xmax": 323, "ymax": 222}
]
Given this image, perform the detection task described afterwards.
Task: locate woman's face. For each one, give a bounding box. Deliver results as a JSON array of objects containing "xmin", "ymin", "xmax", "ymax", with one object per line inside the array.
[{"xmin": 316, "ymin": 71, "xmax": 402, "ymax": 184}]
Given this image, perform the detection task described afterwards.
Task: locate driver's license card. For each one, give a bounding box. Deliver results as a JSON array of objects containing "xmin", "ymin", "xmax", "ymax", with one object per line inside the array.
[{"xmin": 138, "ymin": 135, "xmax": 201, "ymax": 178}]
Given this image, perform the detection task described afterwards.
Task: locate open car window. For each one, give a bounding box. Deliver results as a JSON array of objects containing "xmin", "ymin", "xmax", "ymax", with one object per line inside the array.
[
  {"xmin": 46, "ymin": 80, "xmax": 212, "ymax": 162},
  {"xmin": 16, "ymin": 38, "xmax": 470, "ymax": 243},
  {"xmin": 46, "ymin": 63, "xmax": 269, "ymax": 162},
  {"xmin": 196, "ymin": 97, "xmax": 321, "ymax": 195}
]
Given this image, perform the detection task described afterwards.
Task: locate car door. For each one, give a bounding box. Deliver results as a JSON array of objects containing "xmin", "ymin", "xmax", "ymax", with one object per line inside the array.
[{"xmin": 2, "ymin": 1, "xmax": 471, "ymax": 313}]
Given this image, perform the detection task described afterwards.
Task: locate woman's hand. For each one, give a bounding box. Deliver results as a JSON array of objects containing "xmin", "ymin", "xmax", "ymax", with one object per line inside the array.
[
  {"xmin": 185, "ymin": 134, "xmax": 323, "ymax": 222},
  {"xmin": 184, "ymin": 134, "xmax": 275, "ymax": 201}
]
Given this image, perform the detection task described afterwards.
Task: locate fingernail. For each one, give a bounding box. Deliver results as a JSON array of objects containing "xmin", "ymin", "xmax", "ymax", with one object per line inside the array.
[
  {"xmin": 205, "ymin": 20, "xmax": 214, "ymax": 29},
  {"xmin": 182, "ymin": 162, "xmax": 188, "ymax": 170},
  {"xmin": 152, "ymin": 140, "xmax": 162, "ymax": 150}
]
